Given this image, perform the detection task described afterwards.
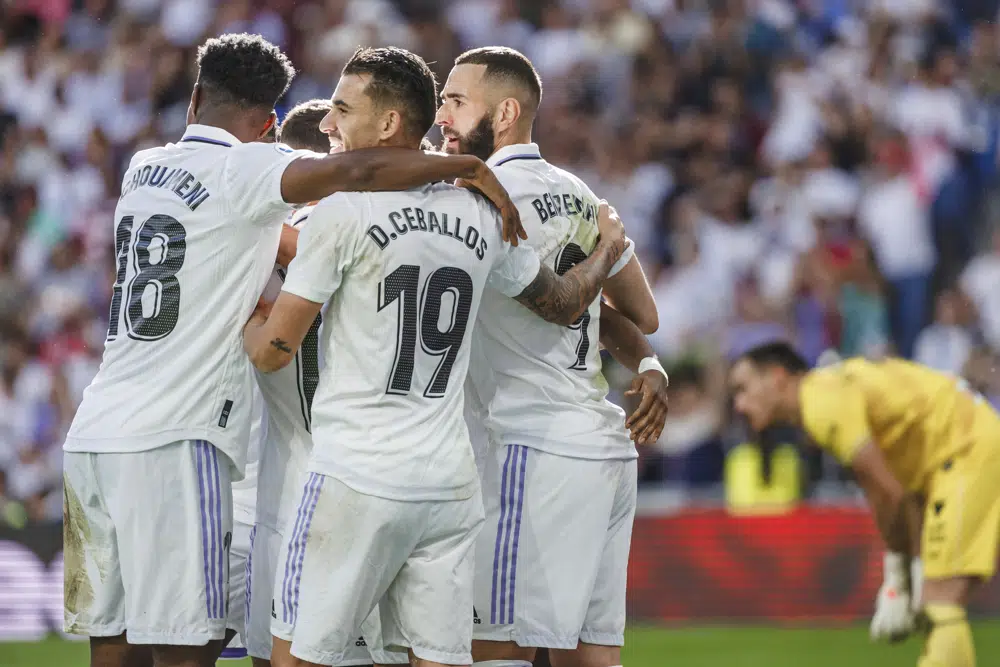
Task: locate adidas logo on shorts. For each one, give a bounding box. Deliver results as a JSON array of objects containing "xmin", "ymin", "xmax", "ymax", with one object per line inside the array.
[
  {"xmin": 473, "ymin": 607, "xmax": 481, "ymax": 625},
  {"xmin": 355, "ymin": 636, "xmax": 367, "ymax": 647}
]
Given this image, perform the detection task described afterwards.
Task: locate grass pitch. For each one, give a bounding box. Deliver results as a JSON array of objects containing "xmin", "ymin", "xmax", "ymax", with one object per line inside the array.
[{"xmin": 3, "ymin": 622, "xmax": 999, "ymax": 666}]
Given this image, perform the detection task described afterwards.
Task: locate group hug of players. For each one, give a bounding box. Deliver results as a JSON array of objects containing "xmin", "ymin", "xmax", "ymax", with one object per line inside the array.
[{"xmin": 57, "ymin": 30, "xmax": 998, "ymax": 667}]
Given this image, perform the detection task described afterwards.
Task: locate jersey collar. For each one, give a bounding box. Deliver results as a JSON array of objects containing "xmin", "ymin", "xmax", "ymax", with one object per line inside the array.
[
  {"xmin": 487, "ymin": 143, "xmax": 542, "ymax": 168},
  {"xmin": 180, "ymin": 124, "xmax": 241, "ymax": 148}
]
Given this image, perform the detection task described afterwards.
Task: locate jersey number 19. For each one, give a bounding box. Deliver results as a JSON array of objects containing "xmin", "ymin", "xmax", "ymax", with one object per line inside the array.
[{"xmin": 378, "ymin": 264, "xmax": 474, "ymax": 399}]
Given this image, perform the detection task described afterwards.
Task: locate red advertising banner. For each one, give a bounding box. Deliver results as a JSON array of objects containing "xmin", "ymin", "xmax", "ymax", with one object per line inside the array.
[{"xmin": 627, "ymin": 507, "xmax": 1000, "ymax": 622}]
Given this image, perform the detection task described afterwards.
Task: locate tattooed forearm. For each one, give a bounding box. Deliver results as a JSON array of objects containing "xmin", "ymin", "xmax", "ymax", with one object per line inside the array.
[
  {"xmin": 270, "ymin": 338, "xmax": 293, "ymax": 354},
  {"xmin": 515, "ymin": 243, "xmax": 618, "ymax": 325}
]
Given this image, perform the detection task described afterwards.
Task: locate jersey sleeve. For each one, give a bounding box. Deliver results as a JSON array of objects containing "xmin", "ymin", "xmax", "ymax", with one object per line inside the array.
[
  {"xmin": 608, "ymin": 239, "xmax": 635, "ymax": 277},
  {"xmin": 488, "ymin": 242, "xmax": 541, "ymax": 297},
  {"xmin": 225, "ymin": 142, "xmax": 315, "ymax": 226},
  {"xmin": 281, "ymin": 193, "xmax": 364, "ymax": 305},
  {"xmin": 800, "ymin": 371, "xmax": 871, "ymax": 464}
]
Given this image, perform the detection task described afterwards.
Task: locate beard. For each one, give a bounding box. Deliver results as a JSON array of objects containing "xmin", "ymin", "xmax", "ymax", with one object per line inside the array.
[{"xmin": 443, "ymin": 114, "xmax": 495, "ymax": 162}]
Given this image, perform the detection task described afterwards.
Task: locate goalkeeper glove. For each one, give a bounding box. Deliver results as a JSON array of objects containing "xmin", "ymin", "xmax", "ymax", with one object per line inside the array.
[{"xmin": 870, "ymin": 552, "xmax": 917, "ymax": 642}]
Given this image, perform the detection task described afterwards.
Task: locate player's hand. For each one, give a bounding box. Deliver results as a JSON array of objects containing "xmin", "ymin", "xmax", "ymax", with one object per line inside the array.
[
  {"xmin": 870, "ymin": 552, "xmax": 916, "ymax": 643},
  {"xmin": 624, "ymin": 370, "xmax": 668, "ymax": 445},
  {"xmin": 456, "ymin": 163, "xmax": 527, "ymax": 247},
  {"xmin": 596, "ymin": 201, "xmax": 628, "ymax": 261}
]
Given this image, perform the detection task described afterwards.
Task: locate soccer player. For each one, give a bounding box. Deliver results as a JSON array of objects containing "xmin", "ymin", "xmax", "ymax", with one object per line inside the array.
[
  {"xmin": 242, "ymin": 47, "xmax": 628, "ymax": 667},
  {"xmin": 219, "ymin": 98, "xmax": 290, "ymax": 666},
  {"xmin": 241, "ymin": 99, "xmax": 400, "ymax": 667},
  {"xmin": 729, "ymin": 342, "xmax": 1000, "ymax": 667},
  {"xmin": 61, "ymin": 34, "xmax": 525, "ymax": 667},
  {"xmin": 435, "ymin": 47, "xmax": 667, "ymax": 667}
]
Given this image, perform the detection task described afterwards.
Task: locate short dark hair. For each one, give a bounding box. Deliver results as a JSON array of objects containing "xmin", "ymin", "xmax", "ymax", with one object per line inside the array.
[
  {"xmin": 279, "ymin": 99, "xmax": 332, "ymax": 152},
  {"xmin": 739, "ymin": 341, "xmax": 810, "ymax": 374},
  {"xmin": 454, "ymin": 46, "xmax": 543, "ymax": 111},
  {"xmin": 343, "ymin": 47, "xmax": 438, "ymax": 141},
  {"xmin": 195, "ymin": 33, "xmax": 296, "ymax": 111}
]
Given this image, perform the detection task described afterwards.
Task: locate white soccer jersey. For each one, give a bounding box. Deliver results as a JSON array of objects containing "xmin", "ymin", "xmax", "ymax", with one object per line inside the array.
[
  {"xmin": 468, "ymin": 143, "xmax": 637, "ymax": 461},
  {"xmin": 253, "ymin": 204, "xmax": 321, "ymax": 532},
  {"xmin": 281, "ymin": 183, "xmax": 540, "ymax": 501},
  {"xmin": 64, "ymin": 124, "xmax": 313, "ymax": 475}
]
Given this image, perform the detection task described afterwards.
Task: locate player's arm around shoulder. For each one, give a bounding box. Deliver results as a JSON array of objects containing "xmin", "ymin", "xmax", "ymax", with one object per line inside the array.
[
  {"xmin": 243, "ymin": 194, "xmax": 361, "ymax": 372},
  {"xmin": 282, "ymin": 148, "xmax": 527, "ymax": 245},
  {"xmin": 508, "ymin": 201, "xmax": 629, "ymax": 325}
]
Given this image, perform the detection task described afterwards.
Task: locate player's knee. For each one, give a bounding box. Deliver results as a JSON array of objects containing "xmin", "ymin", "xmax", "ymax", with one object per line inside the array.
[{"xmin": 923, "ymin": 576, "xmax": 978, "ymax": 607}]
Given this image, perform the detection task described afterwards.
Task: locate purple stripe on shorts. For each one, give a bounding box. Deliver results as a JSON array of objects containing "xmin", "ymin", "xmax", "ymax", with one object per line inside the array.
[
  {"xmin": 203, "ymin": 442, "xmax": 219, "ymax": 618},
  {"xmin": 211, "ymin": 445, "xmax": 224, "ymax": 620},
  {"xmin": 288, "ymin": 473, "xmax": 323, "ymax": 626},
  {"xmin": 498, "ymin": 445, "xmax": 524, "ymax": 624},
  {"xmin": 196, "ymin": 441, "xmax": 214, "ymax": 618},
  {"xmin": 491, "ymin": 445, "xmax": 515, "ymax": 624},
  {"xmin": 282, "ymin": 473, "xmax": 321, "ymax": 622},
  {"xmin": 205, "ymin": 443, "xmax": 221, "ymax": 619},
  {"xmin": 506, "ymin": 446, "xmax": 529, "ymax": 624}
]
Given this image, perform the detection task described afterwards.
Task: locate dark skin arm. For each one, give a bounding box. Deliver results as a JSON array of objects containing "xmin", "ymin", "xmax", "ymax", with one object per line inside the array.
[
  {"xmin": 281, "ymin": 149, "xmax": 527, "ymax": 246},
  {"xmin": 851, "ymin": 441, "xmax": 922, "ymax": 556},
  {"xmin": 600, "ymin": 302, "xmax": 669, "ymax": 445},
  {"xmin": 513, "ymin": 202, "xmax": 628, "ymax": 326}
]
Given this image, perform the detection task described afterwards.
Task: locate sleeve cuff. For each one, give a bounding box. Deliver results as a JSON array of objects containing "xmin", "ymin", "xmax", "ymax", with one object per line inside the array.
[
  {"xmin": 608, "ymin": 238, "xmax": 635, "ymax": 277},
  {"xmin": 279, "ymin": 281, "xmax": 329, "ymax": 306},
  {"xmin": 502, "ymin": 247, "xmax": 541, "ymax": 297}
]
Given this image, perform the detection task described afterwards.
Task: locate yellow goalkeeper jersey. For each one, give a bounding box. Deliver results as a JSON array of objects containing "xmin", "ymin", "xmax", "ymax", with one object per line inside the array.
[{"xmin": 799, "ymin": 357, "xmax": 1000, "ymax": 494}]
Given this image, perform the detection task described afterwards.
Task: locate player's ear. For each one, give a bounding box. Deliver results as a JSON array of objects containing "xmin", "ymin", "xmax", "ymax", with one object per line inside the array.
[
  {"xmin": 258, "ymin": 111, "xmax": 277, "ymax": 140},
  {"xmin": 495, "ymin": 97, "xmax": 521, "ymax": 134},
  {"xmin": 187, "ymin": 83, "xmax": 201, "ymax": 124},
  {"xmin": 379, "ymin": 109, "xmax": 402, "ymax": 142}
]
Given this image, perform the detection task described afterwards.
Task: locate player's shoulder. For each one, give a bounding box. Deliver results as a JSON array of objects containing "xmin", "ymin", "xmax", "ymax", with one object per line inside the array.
[
  {"xmin": 126, "ymin": 144, "xmax": 172, "ymax": 171},
  {"xmin": 229, "ymin": 141, "xmax": 308, "ymax": 164}
]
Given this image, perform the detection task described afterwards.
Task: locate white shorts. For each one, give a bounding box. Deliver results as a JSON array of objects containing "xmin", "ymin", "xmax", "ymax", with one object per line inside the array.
[
  {"xmin": 219, "ymin": 518, "xmax": 254, "ymax": 660},
  {"xmin": 272, "ymin": 473, "xmax": 484, "ymax": 666},
  {"xmin": 63, "ymin": 440, "xmax": 234, "ymax": 645},
  {"xmin": 473, "ymin": 445, "xmax": 637, "ymax": 649}
]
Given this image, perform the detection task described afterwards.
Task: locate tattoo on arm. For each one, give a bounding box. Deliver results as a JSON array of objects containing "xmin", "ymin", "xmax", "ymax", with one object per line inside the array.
[
  {"xmin": 270, "ymin": 338, "xmax": 293, "ymax": 354},
  {"xmin": 515, "ymin": 245, "xmax": 616, "ymax": 325}
]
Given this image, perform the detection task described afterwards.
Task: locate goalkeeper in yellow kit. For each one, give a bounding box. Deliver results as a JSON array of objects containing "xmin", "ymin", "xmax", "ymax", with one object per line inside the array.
[{"xmin": 729, "ymin": 341, "xmax": 1000, "ymax": 667}]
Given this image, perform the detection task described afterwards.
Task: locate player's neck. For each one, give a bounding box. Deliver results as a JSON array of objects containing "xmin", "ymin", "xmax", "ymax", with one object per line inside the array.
[
  {"xmin": 190, "ymin": 111, "xmax": 264, "ymax": 144},
  {"xmin": 784, "ymin": 377, "xmax": 805, "ymax": 425},
  {"xmin": 491, "ymin": 129, "xmax": 533, "ymax": 154}
]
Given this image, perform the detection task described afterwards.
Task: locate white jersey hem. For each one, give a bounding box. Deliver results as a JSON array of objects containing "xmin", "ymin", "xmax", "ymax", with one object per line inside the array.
[
  {"xmin": 495, "ymin": 433, "xmax": 637, "ymax": 461},
  {"xmin": 64, "ymin": 430, "xmax": 245, "ymax": 478},
  {"xmin": 307, "ymin": 464, "xmax": 480, "ymax": 503}
]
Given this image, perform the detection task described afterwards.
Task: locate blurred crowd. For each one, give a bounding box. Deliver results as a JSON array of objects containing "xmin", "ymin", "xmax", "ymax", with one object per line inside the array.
[{"xmin": 3, "ymin": 0, "xmax": 1000, "ymax": 524}]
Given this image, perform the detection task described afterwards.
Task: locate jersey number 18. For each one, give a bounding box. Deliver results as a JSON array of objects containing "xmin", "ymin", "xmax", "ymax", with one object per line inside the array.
[{"xmin": 107, "ymin": 214, "xmax": 187, "ymax": 342}]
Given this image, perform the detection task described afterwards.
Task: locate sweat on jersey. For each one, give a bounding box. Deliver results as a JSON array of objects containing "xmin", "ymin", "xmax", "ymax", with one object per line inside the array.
[
  {"xmin": 281, "ymin": 183, "xmax": 540, "ymax": 502},
  {"xmin": 466, "ymin": 142, "xmax": 638, "ymax": 461},
  {"xmin": 64, "ymin": 124, "xmax": 314, "ymax": 477}
]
